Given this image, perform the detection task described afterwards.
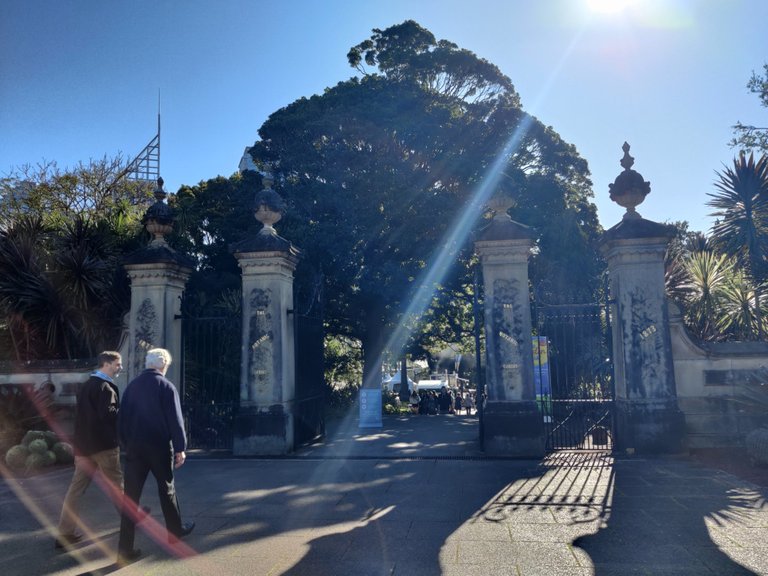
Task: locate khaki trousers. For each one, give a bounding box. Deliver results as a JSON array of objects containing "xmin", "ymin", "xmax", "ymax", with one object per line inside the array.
[{"xmin": 57, "ymin": 448, "xmax": 123, "ymax": 537}]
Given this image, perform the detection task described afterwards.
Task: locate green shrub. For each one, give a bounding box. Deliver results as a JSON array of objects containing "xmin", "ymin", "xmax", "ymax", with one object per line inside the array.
[
  {"xmin": 52, "ymin": 442, "xmax": 74, "ymax": 464},
  {"xmin": 328, "ymin": 384, "xmax": 359, "ymax": 410},
  {"xmin": 27, "ymin": 438, "xmax": 48, "ymax": 455},
  {"xmin": 25, "ymin": 452, "xmax": 49, "ymax": 470},
  {"xmin": 43, "ymin": 450, "xmax": 56, "ymax": 466},
  {"xmin": 43, "ymin": 431, "xmax": 59, "ymax": 448},
  {"xmin": 383, "ymin": 403, "xmax": 398, "ymax": 415},
  {"xmin": 21, "ymin": 430, "xmax": 46, "ymax": 446},
  {"xmin": 746, "ymin": 427, "xmax": 768, "ymax": 466},
  {"xmin": 4, "ymin": 444, "xmax": 29, "ymax": 470}
]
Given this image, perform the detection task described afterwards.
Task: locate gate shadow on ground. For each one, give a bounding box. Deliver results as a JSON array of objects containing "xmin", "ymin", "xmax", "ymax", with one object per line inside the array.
[
  {"xmin": 174, "ymin": 452, "xmax": 767, "ymax": 575},
  {"xmin": 2, "ymin": 414, "xmax": 767, "ymax": 575},
  {"xmin": 569, "ymin": 454, "xmax": 765, "ymax": 575},
  {"xmin": 177, "ymin": 457, "xmax": 550, "ymax": 576}
]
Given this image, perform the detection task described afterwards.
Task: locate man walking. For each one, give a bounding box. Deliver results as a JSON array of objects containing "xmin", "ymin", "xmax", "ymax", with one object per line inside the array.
[
  {"xmin": 117, "ymin": 348, "xmax": 194, "ymax": 564},
  {"xmin": 56, "ymin": 351, "xmax": 124, "ymax": 549}
]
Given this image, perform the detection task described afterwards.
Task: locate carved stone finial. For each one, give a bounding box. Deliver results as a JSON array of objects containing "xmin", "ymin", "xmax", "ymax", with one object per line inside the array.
[
  {"xmin": 487, "ymin": 192, "xmax": 514, "ymax": 219},
  {"xmin": 143, "ymin": 175, "xmax": 174, "ymax": 246},
  {"xmin": 254, "ymin": 165, "xmax": 286, "ymax": 235},
  {"xmin": 608, "ymin": 142, "xmax": 650, "ymax": 220},
  {"xmin": 619, "ymin": 141, "xmax": 634, "ymax": 171},
  {"xmin": 154, "ymin": 177, "xmax": 166, "ymax": 201},
  {"xmin": 259, "ymin": 168, "xmax": 275, "ymax": 191}
]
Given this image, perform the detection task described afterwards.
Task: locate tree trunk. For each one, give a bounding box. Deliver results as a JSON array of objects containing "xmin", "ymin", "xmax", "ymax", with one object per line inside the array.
[{"xmin": 399, "ymin": 353, "xmax": 410, "ymax": 402}]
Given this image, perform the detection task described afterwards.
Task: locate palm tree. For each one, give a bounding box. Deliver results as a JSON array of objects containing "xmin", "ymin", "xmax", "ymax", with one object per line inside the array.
[
  {"xmin": 718, "ymin": 270, "xmax": 767, "ymax": 340},
  {"xmin": 681, "ymin": 251, "xmax": 732, "ymax": 341},
  {"xmin": 665, "ymin": 224, "xmax": 713, "ymax": 305},
  {"xmin": 707, "ymin": 152, "xmax": 768, "ymax": 338},
  {"xmin": 0, "ymin": 214, "xmax": 130, "ymax": 360}
]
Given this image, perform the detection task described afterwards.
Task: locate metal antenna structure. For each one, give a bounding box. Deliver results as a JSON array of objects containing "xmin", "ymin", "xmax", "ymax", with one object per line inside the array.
[{"xmin": 125, "ymin": 110, "xmax": 161, "ymax": 182}]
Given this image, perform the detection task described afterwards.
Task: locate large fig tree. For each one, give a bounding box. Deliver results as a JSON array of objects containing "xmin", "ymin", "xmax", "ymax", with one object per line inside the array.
[{"xmin": 246, "ymin": 21, "xmax": 603, "ymax": 388}]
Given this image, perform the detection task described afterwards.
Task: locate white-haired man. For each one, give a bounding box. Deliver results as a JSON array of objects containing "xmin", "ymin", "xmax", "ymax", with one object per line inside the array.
[{"xmin": 117, "ymin": 348, "xmax": 194, "ymax": 564}]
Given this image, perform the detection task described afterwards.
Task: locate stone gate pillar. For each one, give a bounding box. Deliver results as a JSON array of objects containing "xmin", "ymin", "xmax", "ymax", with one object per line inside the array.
[
  {"xmin": 601, "ymin": 143, "xmax": 685, "ymax": 453},
  {"xmin": 123, "ymin": 178, "xmax": 193, "ymax": 389},
  {"xmin": 231, "ymin": 171, "xmax": 300, "ymax": 455},
  {"xmin": 475, "ymin": 195, "xmax": 544, "ymax": 457}
]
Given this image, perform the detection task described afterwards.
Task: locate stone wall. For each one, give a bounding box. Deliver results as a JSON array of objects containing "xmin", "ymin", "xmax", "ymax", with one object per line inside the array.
[
  {"xmin": 670, "ymin": 303, "xmax": 768, "ymax": 448},
  {"xmin": 0, "ymin": 338, "xmax": 131, "ymax": 438},
  {"xmin": 0, "ymin": 361, "xmax": 93, "ymax": 438},
  {"xmin": 0, "ymin": 363, "xmax": 130, "ymax": 403}
]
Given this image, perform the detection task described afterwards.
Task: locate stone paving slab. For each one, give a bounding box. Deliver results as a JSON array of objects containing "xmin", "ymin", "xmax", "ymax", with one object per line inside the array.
[{"xmin": 1, "ymin": 414, "xmax": 767, "ymax": 575}]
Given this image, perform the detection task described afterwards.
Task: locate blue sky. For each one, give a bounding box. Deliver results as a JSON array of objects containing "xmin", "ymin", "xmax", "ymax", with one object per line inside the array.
[{"xmin": 1, "ymin": 0, "xmax": 766, "ymax": 233}]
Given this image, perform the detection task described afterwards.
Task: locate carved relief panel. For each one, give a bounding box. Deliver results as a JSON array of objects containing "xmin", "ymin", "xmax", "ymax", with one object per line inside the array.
[
  {"xmin": 492, "ymin": 278, "xmax": 525, "ymax": 396},
  {"xmin": 133, "ymin": 298, "xmax": 157, "ymax": 375},
  {"xmin": 624, "ymin": 287, "xmax": 670, "ymax": 399},
  {"xmin": 247, "ymin": 288, "xmax": 274, "ymax": 399}
]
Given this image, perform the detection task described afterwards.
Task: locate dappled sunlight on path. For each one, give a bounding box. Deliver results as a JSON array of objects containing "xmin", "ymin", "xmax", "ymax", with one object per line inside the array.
[{"xmin": 2, "ymin": 412, "xmax": 768, "ymax": 575}]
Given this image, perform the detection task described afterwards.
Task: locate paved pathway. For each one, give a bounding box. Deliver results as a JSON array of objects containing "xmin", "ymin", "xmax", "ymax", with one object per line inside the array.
[{"xmin": 1, "ymin": 413, "xmax": 767, "ymax": 575}]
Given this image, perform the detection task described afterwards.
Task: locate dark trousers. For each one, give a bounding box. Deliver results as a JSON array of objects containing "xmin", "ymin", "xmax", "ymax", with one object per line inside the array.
[{"xmin": 117, "ymin": 443, "xmax": 182, "ymax": 553}]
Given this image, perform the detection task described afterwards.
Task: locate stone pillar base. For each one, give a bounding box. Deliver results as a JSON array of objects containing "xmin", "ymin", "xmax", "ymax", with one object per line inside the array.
[
  {"xmin": 482, "ymin": 401, "xmax": 544, "ymax": 458},
  {"xmin": 614, "ymin": 399, "xmax": 685, "ymax": 454},
  {"xmin": 233, "ymin": 405, "xmax": 293, "ymax": 455}
]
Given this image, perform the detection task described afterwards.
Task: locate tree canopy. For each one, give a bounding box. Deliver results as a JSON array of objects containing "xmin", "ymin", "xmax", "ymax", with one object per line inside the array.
[
  {"xmin": 0, "ymin": 157, "xmax": 152, "ymax": 229},
  {"xmin": 0, "ymin": 158, "xmax": 151, "ymax": 360},
  {"xmin": 246, "ymin": 21, "xmax": 603, "ymax": 385},
  {"xmin": 731, "ymin": 63, "xmax": 768, "ymax": 155}
]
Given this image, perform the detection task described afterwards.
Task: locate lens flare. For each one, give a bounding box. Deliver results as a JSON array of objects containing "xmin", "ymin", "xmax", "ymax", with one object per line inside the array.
[{"xmin": 586, "ymin": 0, "xmax": 636, "ymax": 14}]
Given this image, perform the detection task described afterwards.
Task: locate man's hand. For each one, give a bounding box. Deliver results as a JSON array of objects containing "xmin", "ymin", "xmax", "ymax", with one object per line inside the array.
[{"xmin": 174, "ymin": 451, "xmax": 186, "ymax": 469}]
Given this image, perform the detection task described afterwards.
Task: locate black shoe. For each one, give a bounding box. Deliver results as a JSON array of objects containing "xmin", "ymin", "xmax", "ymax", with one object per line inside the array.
[
  {"xmin": 169, "ymin": 521, "xmax": 195, "ymax": 543},
  {"xmin": 179, "ymin": 521, "xmax": 195, "ymax": 537},
  {"xmin": 137, "ymin": 505, "xmax": 151, "ymax": 522},
  {"xmin": 117, "ymin": 548, "xmax": 142, "ymax": 565},
  {"xmin": 54, "ymin": 533, "xmax": 82, "ymax": 549}
]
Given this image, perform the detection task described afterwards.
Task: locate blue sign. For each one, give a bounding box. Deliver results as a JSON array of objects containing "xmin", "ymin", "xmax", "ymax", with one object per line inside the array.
[
  {"xmin": 359, "ymin": 388, "xmax": 382, "ymax": 428},
  {"xmin": 532, "ymin": 336, "xmax": 551, "ymax": 396}
]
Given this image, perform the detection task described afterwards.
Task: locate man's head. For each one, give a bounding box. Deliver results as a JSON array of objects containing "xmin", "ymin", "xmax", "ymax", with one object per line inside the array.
[
  {"xmin": 97, "ymin": 351, "xmax": 123, "ymax": 379},
  {"xmin": 145, "ymin": 348, "xmax": 172, "ymax": 375}
]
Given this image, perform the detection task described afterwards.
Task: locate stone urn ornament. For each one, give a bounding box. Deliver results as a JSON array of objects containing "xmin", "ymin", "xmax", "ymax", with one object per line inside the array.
[
  {"xmin": 143, "ymin": 177, "xmax": 174, "ymax": 245},
  {"xmin": 487, "ymin": 191, "xmax": 515, "ymax": 220},
  {"xmin": 254, "ymin": 167, "xmax": 286, "ymax": 235},
  {"xmin": 608, "ymin": 142, "xmax": 651, "ymax": 220}
]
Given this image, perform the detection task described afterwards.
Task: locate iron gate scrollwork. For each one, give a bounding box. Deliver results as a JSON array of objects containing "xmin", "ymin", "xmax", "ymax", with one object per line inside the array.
[
  {"xmin": 534, "ymin": 299, "xmax": 615, "ymax": 452},
  {"xmin": 181, "ymin": 314, "xmax": 241, "ymax": 450},
  {"xmin": 293, "ymin": 279, "xmax": 325, "ymax": 448}
]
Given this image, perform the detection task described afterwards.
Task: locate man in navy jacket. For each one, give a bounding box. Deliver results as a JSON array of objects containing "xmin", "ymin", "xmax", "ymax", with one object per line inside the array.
[
  {"xmin": 117, "ymin": 348, "xmax": 194, "ymax": 564},
  {"xmin": 56, "ymin": 351, "xmax": 124, "ymax": 549}
]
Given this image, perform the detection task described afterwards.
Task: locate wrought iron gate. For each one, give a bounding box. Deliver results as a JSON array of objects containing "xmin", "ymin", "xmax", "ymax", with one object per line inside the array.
[
  {"xmin": 293, "ymin": 287, "xmax": 325, "ymax": 448},
  {"xmin": 181, "ymin": 315, "xmax": 241, "ymax": 450},
  {"xmin": 534, "ymin": 300, "xmax": 614, "ymax": 452}
]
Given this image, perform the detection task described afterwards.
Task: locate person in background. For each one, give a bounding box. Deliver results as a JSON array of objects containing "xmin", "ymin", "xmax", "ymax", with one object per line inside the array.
[
  {"xmin": 34, "ymin": 381, "xmax": 56, "ymax": 419},
  {"xmin": 408, "ymin": 389, "xmax": 420, "ymax": 414},
  {"xmin": 464, "ymin": 391, "xmax": 474, "ymax": 415},
  {"xmin": 116, "ymin": 348, "xmax": 194, "ymax": 564},
  {"xmin": 438, "ymin": 387, "xmax": 452, "ymax": 414},
  {"xmin": 427, "ymin": 391, "xmax": 438, "ymax": 415}
]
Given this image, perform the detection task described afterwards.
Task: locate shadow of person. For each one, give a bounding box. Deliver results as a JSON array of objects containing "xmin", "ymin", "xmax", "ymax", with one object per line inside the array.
[
  {"xmin": 571, "ymin": 454, "xmax": 765, "ymax": 574},
  {"xmin": 275, "ymin": 457, "xmax": 548, "ymax": 576}
]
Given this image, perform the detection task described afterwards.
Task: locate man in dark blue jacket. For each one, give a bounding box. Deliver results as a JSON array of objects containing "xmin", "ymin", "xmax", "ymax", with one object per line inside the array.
[
  {"xmin": 117, "ymin": 348, "xmax": 194, "ymax": 564},
  {"xmin": 56, "ymin": 351, "xmax": 124, "ymax": 549}
]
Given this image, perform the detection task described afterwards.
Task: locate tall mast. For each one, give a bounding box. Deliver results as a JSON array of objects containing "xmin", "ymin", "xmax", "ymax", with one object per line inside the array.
[{"xmin": 124, "ymin": 95, "xmax": 161, "ymax": 182}]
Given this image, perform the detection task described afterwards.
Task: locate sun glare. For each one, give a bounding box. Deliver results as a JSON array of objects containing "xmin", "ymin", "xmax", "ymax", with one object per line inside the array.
[{"xmin": 586, "ymin": 0, "xmax": 636, "ymax": 14}]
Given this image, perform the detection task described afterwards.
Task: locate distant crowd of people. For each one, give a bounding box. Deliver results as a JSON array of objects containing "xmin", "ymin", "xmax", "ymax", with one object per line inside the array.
[{"xmin": 408, "ymin": 387, "xmax": 474, "ymax": 416}]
